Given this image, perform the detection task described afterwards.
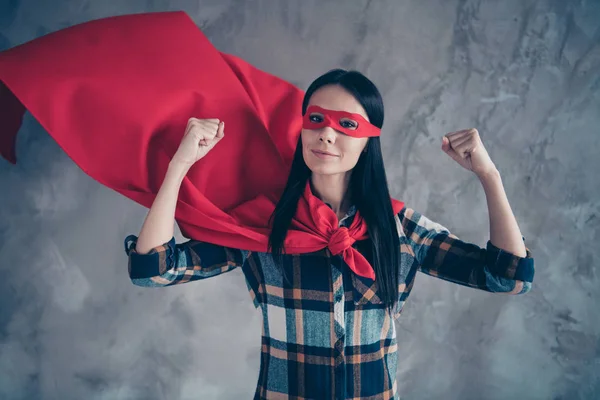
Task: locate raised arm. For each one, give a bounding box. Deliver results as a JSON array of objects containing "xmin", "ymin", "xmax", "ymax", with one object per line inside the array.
[
  {"xmin": 123, "ymin": 117, "xmax": 241, "ymax": 287},
  {"xmin": 396, "ymin": 128, "xmax": 536, "ymax": 294}
]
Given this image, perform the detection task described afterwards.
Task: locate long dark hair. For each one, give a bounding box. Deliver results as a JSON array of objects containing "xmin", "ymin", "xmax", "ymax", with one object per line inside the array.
[{"xmin": 267, "ymin": 69, "xmax": 400, "ymax": 313}]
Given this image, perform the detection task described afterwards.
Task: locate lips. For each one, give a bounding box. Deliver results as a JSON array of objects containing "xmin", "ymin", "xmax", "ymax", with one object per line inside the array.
[{"xmin": 312, "ymin": 149, "xmax": 338, "ymax": 157}]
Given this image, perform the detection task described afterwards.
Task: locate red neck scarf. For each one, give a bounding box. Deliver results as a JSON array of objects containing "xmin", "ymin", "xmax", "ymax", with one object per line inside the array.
[
  {"xmin": 292, "ymin": 181, "xmax": 404, "ymax": 280},
  {"xmin": 0, "ymin": 11, "xmax": 404, "ymax": 280}
]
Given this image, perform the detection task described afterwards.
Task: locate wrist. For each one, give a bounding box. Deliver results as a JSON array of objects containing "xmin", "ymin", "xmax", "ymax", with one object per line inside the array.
[
  {"xmin": 167, "ymin": 160, "xmax": 191, "ymax": 182},
  {"xmin": 476, "ymin": 168, "xmax": 501, "ymax": 183},
  {"xmin": 169, "ymin": 159, "xmax": 192, "ymax": 171}
]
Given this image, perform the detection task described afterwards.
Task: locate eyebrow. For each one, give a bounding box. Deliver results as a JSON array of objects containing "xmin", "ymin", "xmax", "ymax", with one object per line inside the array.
[{"xmin": 308, "ymin": 106, "xmax": 364, "ymax": 117}]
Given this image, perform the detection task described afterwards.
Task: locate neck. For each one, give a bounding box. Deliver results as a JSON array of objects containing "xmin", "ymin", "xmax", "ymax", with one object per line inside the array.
[{"xmin": 310, "ymin": 173, "xmax": 352, "ymax": 219}]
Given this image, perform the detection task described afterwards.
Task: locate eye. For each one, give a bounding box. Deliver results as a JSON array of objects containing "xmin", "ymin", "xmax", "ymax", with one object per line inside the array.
[
  {"xmin": 339, "ymin": 118, "xmax": 357, "ymax": 129},
  {"xmin": 309, "ymin": 114, "xmax": 323, "ymax": 123}
]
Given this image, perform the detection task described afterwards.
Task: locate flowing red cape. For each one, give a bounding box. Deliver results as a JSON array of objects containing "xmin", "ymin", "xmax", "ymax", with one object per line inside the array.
[{"xmin": 0, "ymin": 11, "xmax": 404, "ymax": 261}]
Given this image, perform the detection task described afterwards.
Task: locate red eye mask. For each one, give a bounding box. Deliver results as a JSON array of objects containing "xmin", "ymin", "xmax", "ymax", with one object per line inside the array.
[{"xmin": 302, "ymin": 105, "xmax": 381, "ymax": 138}]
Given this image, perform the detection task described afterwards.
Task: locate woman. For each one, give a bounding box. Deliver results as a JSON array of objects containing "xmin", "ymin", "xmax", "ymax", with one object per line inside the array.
[
  {"xmin": 0, "ymin": 9, "xmax": 534, "ymax": 400},
  {"xmin": 125, "ymin": 69, "xmax": 535, "ymax": 399}
]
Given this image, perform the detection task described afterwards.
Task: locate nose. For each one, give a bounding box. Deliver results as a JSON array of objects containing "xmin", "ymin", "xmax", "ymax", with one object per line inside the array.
[{"xmin": 318, "ymin": 126, "xmax": 337, "ymax": 144}]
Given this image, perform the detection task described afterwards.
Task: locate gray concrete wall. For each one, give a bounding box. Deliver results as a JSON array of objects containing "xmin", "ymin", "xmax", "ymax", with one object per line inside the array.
[{"xmin": 0, "ymin": 0, "xmax": 598, "ymax": 399}]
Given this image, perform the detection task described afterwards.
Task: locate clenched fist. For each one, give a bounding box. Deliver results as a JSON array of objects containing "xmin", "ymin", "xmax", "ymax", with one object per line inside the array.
[
  {"xmin": 171, "ymin": 118, "xmax": 225, "ymax": 167},
  {"xmin": 441, "ymin": 128, "xmax": 498, "ymax": 178}
]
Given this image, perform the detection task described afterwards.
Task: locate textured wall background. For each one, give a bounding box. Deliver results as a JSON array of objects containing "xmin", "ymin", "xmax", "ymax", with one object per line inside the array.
[{"xmin": 1, "ymin": 0, "xmax": 599, "ymax": 399}]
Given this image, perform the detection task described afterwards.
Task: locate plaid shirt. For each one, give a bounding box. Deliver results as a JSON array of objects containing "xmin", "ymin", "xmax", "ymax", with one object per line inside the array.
[{"xmin": 124, "ymin": 205, "xmax": 534, "ymax": 399}]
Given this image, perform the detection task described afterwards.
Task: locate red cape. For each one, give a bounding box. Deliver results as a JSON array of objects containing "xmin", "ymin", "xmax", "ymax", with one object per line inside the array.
[{"xmin": 0, "ymin": 11, "xmax": 404, "ymax": 255}]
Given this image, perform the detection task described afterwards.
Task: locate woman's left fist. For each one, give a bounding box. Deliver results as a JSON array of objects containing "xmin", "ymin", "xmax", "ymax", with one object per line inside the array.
[{"xmin": 441, "ymin": 128, "xmax": 498, "ymax": 178}]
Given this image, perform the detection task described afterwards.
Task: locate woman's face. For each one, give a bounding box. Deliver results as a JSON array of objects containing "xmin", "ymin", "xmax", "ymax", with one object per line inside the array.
[{"xmin": 301, "ymin": 85, "xmax": 370, "ymax": 177}]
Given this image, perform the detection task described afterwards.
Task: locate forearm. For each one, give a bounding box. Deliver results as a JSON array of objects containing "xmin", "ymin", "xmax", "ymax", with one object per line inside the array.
[
  {"xmin": 135, "ymin": 161, "xmax": 191, "ymax": 254},
  {"xmin": 478, "ymin": 169, "xmax": 527, "ymax": 258}
]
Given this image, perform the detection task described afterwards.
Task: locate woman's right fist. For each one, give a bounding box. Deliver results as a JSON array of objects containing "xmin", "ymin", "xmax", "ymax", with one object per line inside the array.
[{"xmin": 171, "ymin": 118, "xmax": 225, "ymax": 167}]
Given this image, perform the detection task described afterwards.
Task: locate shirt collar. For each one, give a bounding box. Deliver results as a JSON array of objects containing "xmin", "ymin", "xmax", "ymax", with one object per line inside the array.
[{"xmin": 324, "ymin": 203, "xmax": 357, "ymax": 227}]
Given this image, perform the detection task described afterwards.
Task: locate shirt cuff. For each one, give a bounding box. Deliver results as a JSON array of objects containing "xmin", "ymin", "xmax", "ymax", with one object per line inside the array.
[
  {"xmin": 124, "ymin": 234, "xmax": 177, "ymax": 279},
  {"xmin": 485, "ymin": 236, "xmax": 534, "ymax": 283}
]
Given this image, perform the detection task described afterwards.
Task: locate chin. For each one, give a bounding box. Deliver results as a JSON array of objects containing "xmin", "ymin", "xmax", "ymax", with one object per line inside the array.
[
  {"xmin": 305, "ymin": 162, "xmax": 345, "ymax": 176},
  {"xmin": 309, "ymin": 166, "xmax": 336, "ymax": 175}
]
